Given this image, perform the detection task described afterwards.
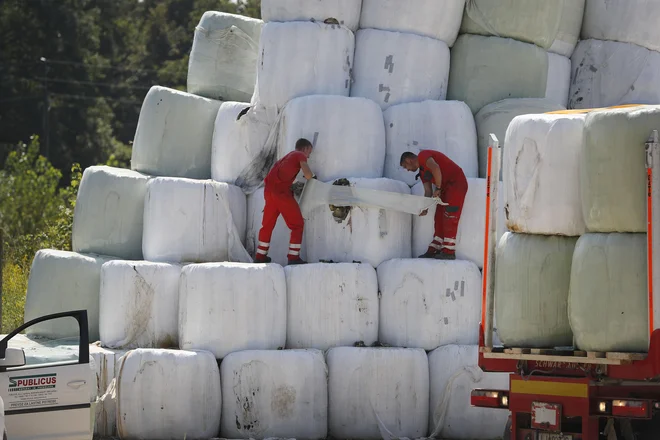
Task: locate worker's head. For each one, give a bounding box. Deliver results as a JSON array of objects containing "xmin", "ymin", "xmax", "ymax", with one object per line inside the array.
[
  {"xmin": 400, "ymin": 152, "xmax": 419, "ymax": 172},
  {"xmin": 295, "ymin": 138, "xmax": 313, "ymax": 158}
]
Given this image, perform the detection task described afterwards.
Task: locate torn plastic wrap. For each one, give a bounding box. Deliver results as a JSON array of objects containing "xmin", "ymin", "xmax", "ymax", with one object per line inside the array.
[{"xmin": 261, "ymin": 0, "xmax": 362, "ymax": 31}]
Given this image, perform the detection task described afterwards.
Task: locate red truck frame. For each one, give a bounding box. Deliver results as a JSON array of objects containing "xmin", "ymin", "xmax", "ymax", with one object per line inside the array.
[{"xmin": 471, "ymin": 129, "xmax": 660, "ymax": 440}]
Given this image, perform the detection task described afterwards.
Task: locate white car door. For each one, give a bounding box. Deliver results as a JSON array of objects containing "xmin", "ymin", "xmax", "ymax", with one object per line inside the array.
[{"xmin": 0, "ymin": 310, "xmax": 91, "ymax": 440}]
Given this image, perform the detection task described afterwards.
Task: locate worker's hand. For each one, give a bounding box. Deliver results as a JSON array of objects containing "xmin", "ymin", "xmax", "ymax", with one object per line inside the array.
[
  {"xmin": 419, "ymin": 209, "xmax": 428, "ymax": 217},
  {"xmin": 433, "ymin": 188, "xmax": 442, "ymax": 198}
]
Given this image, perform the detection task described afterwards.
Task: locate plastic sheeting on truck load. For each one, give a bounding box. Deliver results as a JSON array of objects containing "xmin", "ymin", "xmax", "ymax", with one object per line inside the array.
[
  {"xmin": 245, "ymin": 187, "xmax": 293, "ymax": 266},
  {"xmin": 72, "ymin": 166, "xmax": 149, "ymax": 260},
  {"xmin": 383, "ymin": 100, "xmax": 478, "ymax": 185},
  {"xmin": 262, "ymin": 0, "xmax": 362, "ymax": 31},
  {"xmin": 503, "ymin": 112, "xmax": 587, "ymax": 236},
  {"xmin": 284, "ymin": 263, "xmax": 378, "ymax": 350},
  {"xmin": 474, "ymin": 98, "xmax": 565, "ymax": 178},
  {"xmin": 327, "ymin": 347, "xmax": 429, "ymax": 439},
  {"xmin": 220, "ymin": 349, "xmax": 328, "ymax": 439},
  {"xmin": 187, "ymin": 12, "xmax": 262, "ymax": 102},
  {"xmin": 568, "ymin": 39, "xmax": 660, "ymax": 110},
  {"xmin": 569, "ymin": 233, "xmax": 648, "ymax": 353},
  {"xmin": 448, "ymin": 35, "xmax": 570, "ymax": 114},
  {"xmin": 580, "ymin": 105, "xmax": 660, "ymax": 233},
  {"xmin": 24, "ymin": 250, "xmax": 115, "ymax": 342},
  {"xmin": 278, "ymin": 95, "xmax": 386, "ymax": 181},
  {"xmin": 495, "ymin": 232, "xmax": 577, "ymax": 348},
  {"xmin": 116, "ymin": 349, "xmax": 221, "ymax": 439},
  {"xmin": 460, "ymin": 0, "xmax": 585, "ymax": 58},
  {"xmin": 142, "ymin": 177, "xmax": 250, "ymax": 263},
  {"xmin": 428, "ymin": 344, "xmax": 510, "ymax": 439},
  {"xmin": 131, "ymin": 86, "xmax": 222, "ymax": 179},
  {"xmin": 377, "ymin": 259, "xmax": 481, "ymax": 350},
  {"xmin": 350, "ymin": 29, "xmax": 450, "ymax": 110},
  {"xmin": 178, "ymin": 262, "xmax": 286, "ymax": 359},
  {"xmin": 253, "ymin": 22, "xmax": 354, "ymax": 110},
  {"xmin": 358, "ymin": 0, "xmax": 465, "ymax": 46}
]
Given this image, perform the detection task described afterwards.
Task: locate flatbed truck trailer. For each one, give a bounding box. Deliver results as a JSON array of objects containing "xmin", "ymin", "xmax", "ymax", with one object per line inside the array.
[{"xmin": 470, "ymin": 130, "xmax": 660, "ymax": 440}]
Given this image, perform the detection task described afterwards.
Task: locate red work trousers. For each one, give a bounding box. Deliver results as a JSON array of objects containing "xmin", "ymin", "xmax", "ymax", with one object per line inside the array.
[
  {"xmin": 257, "ymin": 187, "xmax": 304, "ymax": 260},
  {"xmin": 428, "ymin": 179, "xmax": 468, "ymax": 255}
]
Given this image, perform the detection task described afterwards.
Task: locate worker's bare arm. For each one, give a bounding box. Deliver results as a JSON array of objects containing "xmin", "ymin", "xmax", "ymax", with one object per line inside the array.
[
  {"xmin": 300, "ymin": 161, "xmax": 314, "ymax": 180},
  {"xmin": 423, "ymin": 181, "xmax": 433, "ymax": 197}
]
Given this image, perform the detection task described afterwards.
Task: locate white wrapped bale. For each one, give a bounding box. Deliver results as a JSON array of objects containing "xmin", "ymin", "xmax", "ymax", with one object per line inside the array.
[
  {"xmin": 351, "ymin": 29, "xmax": 450, "ymax": 110},
  {"xmin": 495, "ymin": 233, "xmax": 577, "ymax": 348},
  {"xmin": 503, "ymin": 112, "xmax": 586, "ymax": 236},
  {"xmin": 448, "ymin": 35, "xmax": 570, "ymax": 114},
  {"xmin": 377, "ymin": 259, "xmax": 481, "ymax": 350},
  {"xmin": 254, "ymin": 22, "xmax": 354, "ymax": 109},
  {"xmin": 568, "ymin": 39, "xmax": 660, "ymax": 110},
  {"xmin": 131, "ymin": 86, "xmax": 222, "ymax": 179},
  {"xmin": 327, "ymin": 347, "xmax": 429, "ymax": 439},
  {"xmin": 187, "ymin": 12, "xmax": 262, "ymax": 101},
  {"xmin": 460, "ymin": 0, "xmax": 585, "ymax": 57},
  {"xmin": 278, "ymin": 95, "xmax": 386, "ymax": 181},
  {"xmin": 580, "ymin": 105, "xmax": 660, "ymax": 233},
  {"xmin": 246, "ymin": 187, "xmax": 291, "ymax": 266},
  {"xmin": 428, "ymin": 345, "xmax": 509, "ymax": 439},
  {"xmin": 142, "ymin": 177, "xmax": 248, "ymax": 263},
  {"xmin": 262, "ymin": 0, "xmax": 362, "ymax": 31},
  {"xmin": 359, "ymin": 0, "xmax": 465, "ymax": 46},
  {"xmin": 383, "ymin": 100, "xmax": 478, "ymax": 185},
  {"xmin": 285, "ymin": 263, "xmax": 378, "ymax": 349},
  {"xmin": 304, "ymin": 178, "xmax": 412, "ymax": 267},
  {"xmin": 475, "ymin": 98, "xmax": 565, "ymax": 178},
  {"xmin": 179, "ymin": 263, "xmax": 286, "ymax": 359},
  {"xmin": 569, "ymin": 233, "xmax": 648, "ymax": 352},
  {"xmin": 116, "ymin": 349, "xmax": 221, "ymax": 439},
  {"xmin": 24, "ymin": 250, "xmax": 113, "ymax": 342},
  {"xmin": 220, "ymin": 350, "xmax": 328, "ymax": 439},
  {"xmin": 72, "ymin": 166, "xmax": 149, "ymax": 260},
  {"xmin": 99, "ymin": 261, "xmax": 181, "ymax": 349}
]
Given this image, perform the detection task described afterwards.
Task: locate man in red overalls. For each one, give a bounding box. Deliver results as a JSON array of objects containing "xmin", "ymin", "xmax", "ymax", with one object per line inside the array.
[
  {"xmin": 400, "ymin": 150, "xmax": 468, "ymax": 260},
  {"xmin": 255, "ymin": 138, "xmax": 315, "ymax": 265}
]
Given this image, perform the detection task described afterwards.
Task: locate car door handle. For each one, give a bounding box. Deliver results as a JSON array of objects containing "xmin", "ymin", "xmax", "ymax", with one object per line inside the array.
[{"xmin": 67, "ymin": 380, "xmax": 87, "ymax": 389}]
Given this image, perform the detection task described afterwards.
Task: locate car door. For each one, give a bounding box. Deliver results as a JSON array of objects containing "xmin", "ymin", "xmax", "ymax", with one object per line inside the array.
[{"xmin": 0, "ymin": 310, "xmax": 91, "ymax": 440}]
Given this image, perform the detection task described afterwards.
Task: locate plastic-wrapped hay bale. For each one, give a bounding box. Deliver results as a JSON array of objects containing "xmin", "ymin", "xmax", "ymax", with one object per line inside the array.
[
  {"xmin": 278, "ymin": 95, "xmax": 385, "ymax": 181},
  {"xmin": 377, "ymin": 259, "xmax": 481, "ymax": 350},
  {"xmin": 448, "ymin": 35, "xmax": 570, "ymax": 114},
  {"xmin": 178, "ymin": 263, "xmax": 286, "ymax": 359},
  {"xmin": 245, "ymin": 187, "xmax": 292, "ymax": 266},
  {"xmin": 580, "ymin": 105, "xmax": 660, "ymax": 233},
  {"xmin": 24, "ymin": 250, "xmax": 114, "ymax": 342},
  {"xmin": 303, "ymin": 178, "xmax": 412, "ymax": 267},
  {"xmin": 495, "ymin": 233, "xmax": 577, "ymax": 348},
  {"xmin": 254, "ymin": 22, "xmax": 354, "ymax": 109},
  {"xmin": 131, "ymin": 86, "xmax": 222, "ymax": 179},
  {"xmin": 503, "ymin": 112, "xmax": 587, "ymax": 236},
  {"xmin": 285, "ymin": 263, "xmax": 378, "ymax": 349},
  {"xmin": 383, "ymin": 100, "xmax": 478, "ymax": 185},
  {"xmin": 261, "ymin": 0, "xmax": 362, "ymax": 31},
  {"xmin": 72, "ymin": 166, "xmax": 149, "ymax": 260},
  {"xmin": 220, "ymin": 349, "xmax": 328, "ymax": 439},
  {"xmin": 569, "ymin": 233, "xmax": 648, "ymax": 352},
  {"xmin": 474, "ymin": 98, "xmax": 565, "ymax": 178},
  {"xmin": 359, "ymin": 0, "xmax": 465, "ymax": 46},
  {"xmin": 116, "ymin": 349, "xmax": 221, "ymax": 439},
  {"xmin": 460, "ymin": 0, "xmax": 585, "ymax": 57},
  {"xmin": 187, "ymin": 12, "xmax": 263, "ymax": 101},
  {"xmin": 142, "ymin": 177, "xmax": 249, "ymax": 263},
  {"xmin": 568, "ymin": 39, "xmax": 660, "ymax": 110},
  {"xmin": 351, "ymin": 29, "xmax": 450, "ymax": 110},
  {"xmin": 428, "ymin": 345, "xmax": 510, "ymax": 439},
  {"xmin": 99, "ymin": 261, "xmax": 181, "ymax": 349}
]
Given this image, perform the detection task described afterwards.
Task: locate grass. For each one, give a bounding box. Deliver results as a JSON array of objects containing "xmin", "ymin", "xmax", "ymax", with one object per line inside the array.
[{"xmin": 2, "ymin": 261, "xmax": 28, "ymax": 333}]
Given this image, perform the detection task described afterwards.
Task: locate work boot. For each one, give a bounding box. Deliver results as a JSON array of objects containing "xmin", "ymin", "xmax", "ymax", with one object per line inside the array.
[
  {"xmin": 434, "ymin": 251, "xmax": 456, "ymax": 260},
  {"xmin": 418, "ymin": 251, "xmax": 437, "ymax": 258},
  {"xmin": 254, "ymin": 255, "xmax": 271, "ymax": 263},
  {"xmin": 287, "ymin": 258, "xmax": 308, "ymax": 266}
]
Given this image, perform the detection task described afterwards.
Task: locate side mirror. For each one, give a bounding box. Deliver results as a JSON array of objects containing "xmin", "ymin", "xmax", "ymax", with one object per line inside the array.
[{"xmin": 0, "ymin": 347, "xmax": 26, "ymax": 368}]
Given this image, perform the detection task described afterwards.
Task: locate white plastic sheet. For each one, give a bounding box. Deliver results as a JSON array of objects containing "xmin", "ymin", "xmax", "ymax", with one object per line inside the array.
[
  {"xmin": 131, "ymin": 86, "xmax": 222, "ymax": 179},
  {"xmin": 187, "ymin": 12, "xmax": 262, "ymax": 101},
  {"xmin": 72, "ymin": 166, "xmax": 149, "ymax": 260},
  {"xmin": 383, "ymin": 100, "xmax": 478, "ymax": 185},
  {"xmin": 262, "ymin": 0, "xmax": 362, "ymax": 31},
  {"xmin": 351, "ymin": 29, "xmax": 450, "ymax": 110}
]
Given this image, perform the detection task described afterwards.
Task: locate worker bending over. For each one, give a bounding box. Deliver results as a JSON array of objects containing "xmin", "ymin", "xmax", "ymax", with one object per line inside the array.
[
  {"xmin": 255, "ymin": 138, "xmax": 315, "ymax": 265},
  {"xmin": 400, "ymin": 150, "xmax": 468, "ymax": 260}
]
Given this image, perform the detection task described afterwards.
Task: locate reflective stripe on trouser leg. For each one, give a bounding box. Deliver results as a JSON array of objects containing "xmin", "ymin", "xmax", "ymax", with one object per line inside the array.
[
  {"xmin": 257, "ymin": 241, "xmax": 270, "ymax": 256},
  {"xmin": 288, "ymin": 243, "xmax": 301, "ymax": 258},
  {"xmin": 429, "ymin": 236, "xmax": 443, "ymax": 252}
]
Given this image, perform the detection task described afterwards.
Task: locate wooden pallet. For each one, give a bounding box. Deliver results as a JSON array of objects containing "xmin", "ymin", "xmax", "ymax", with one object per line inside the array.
[{"xmin": 481, "ymin": 346, "xmax": 647, "ymax": 366}]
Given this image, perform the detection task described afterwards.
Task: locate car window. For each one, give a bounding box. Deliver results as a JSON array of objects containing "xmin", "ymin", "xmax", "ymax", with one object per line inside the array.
[{"xmin": 3, "ymin": 317, "xmax": 80, "ymax": 368}]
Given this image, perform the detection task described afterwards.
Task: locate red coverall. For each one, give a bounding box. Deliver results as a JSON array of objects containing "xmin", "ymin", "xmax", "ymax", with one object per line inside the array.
[
  {"xmin": 256, "ymin": 151, "xmax": 307, "ymax": 261},
  {"xmin": 418, "ymin": 150, "xmax": 468, "ymax": 256}
]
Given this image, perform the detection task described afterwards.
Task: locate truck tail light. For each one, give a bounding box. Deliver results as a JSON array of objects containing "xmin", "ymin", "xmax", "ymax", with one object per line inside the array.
[
  {"xmin": 611, "ymin": 400, "xmax": 650, "ymax": 418},
  {"xmin": 471, "ymin": 390, "xmax": 509, "ymax": 408}
]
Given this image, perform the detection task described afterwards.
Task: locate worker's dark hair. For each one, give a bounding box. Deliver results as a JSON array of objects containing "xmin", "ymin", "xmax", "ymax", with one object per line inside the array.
[
  {"xmin": 400, "ymin": 151, "xmax": 417, "ymax": 165},
  {"xmin": 295, "ymin": 138, "xmax": 313, "ymax": 151}
]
